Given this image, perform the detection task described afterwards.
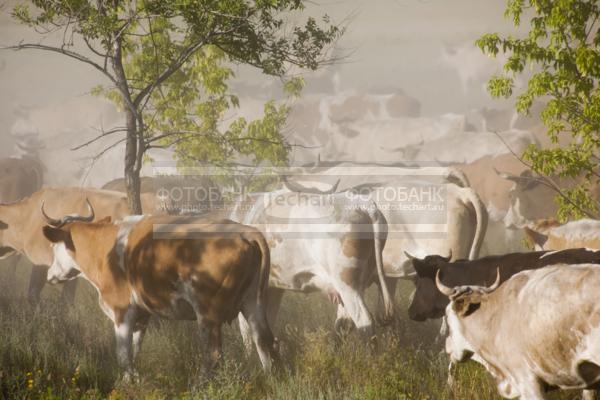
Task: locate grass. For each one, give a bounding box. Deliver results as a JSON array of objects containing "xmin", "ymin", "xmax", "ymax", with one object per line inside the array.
[{"xmin": 0, "ymin": 258, "xmax": 587, "ymax": 399}]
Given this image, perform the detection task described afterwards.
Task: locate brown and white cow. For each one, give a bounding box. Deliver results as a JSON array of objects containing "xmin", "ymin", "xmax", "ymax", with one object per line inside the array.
[
  {"xmin": 42, "ymin": 210, "xmax": 278, "ymax": 378},
  {"xmin": 523, "ymin": 218, "xmax": 600, "ymax": 251},
  {"xmin": 0, "ymin": 187, "xmax": 156, "ymax": 302},
  {"xmin": 230, "ymin": 188, "xmax": 392, "ymax": 344},
  {"xmin": 407, "ymin": 248, "xmax": 600, "ymax": 322},
  {"xmin": 437, "ymin": 264, "xmax": 600, "ymax": 400}
]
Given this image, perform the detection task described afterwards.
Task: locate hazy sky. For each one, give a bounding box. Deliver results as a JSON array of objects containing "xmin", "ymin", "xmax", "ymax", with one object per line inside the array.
[
  {"xmin": 0, "ymin": 0, "xmax": 522, "ymax": 173},
  {"xmin": 0, "ymin": 0, "xmax": 518, "ymax": 116}
]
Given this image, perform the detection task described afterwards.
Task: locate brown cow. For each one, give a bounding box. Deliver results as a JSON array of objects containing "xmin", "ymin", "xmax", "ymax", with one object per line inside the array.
[
  {"xmin": 42, "ymin": 210, "xmax": 278, "ymax": 379},
  {"xmin": 0, "ymin": 187, "xmax": 156, "ymax": 302}
]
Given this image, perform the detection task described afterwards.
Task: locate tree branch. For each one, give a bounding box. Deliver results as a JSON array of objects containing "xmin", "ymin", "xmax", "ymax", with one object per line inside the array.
[
  {"xmin": 133, "ymin": 21, "xmax": 245, "ymax": 109},
  {"xmin": 1, "ymin": 42, "xmax": 116, "ymax": 85},
  {"xmin": 71, "ymin": 126, "xmax": 128, "ymax": 151}
]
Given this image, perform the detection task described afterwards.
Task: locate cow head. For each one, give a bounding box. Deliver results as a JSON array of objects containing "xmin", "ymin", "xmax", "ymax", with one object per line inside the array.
[
  {"xmin": 495, "ymin": 168, "xmax": 557, "ymax": 221},
  {"xmin": 436, "ymin": 269, "xmax": 500, "ymax": 362},
  {"xmin": 523, "ymin": 226, "xmax": 548, "ymax": 250},
  {"xmin": 40, "ymin": 199, "xmax": 96, "ymax": 283},
  {"xmin": 42, "ymin": 225, "xmax": 80, "ymax": 283},
  {"xmin": 405, "ymin": 251, "xmax": 452, "ymax": 321}
]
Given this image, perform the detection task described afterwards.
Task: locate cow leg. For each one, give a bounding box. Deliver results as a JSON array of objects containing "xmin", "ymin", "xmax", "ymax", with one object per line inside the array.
[
  {"xmin": 266, "ymin": 287, "xmax": 284, "ymax": 330},
  {"xmin": 241, "ymin": 298, "xmax": 279, "ymax": 372},
  {"xmin": 334, "ymin": 304, "xmax": 355, "ymax": 335},
  {"xmin": 582, "ymin": 390, "xmax": 596, "ymax": 400},
  {"xmin": 446, "ymin": 360, "xmax": 456, "ymax": 389},
  {"xmin": 239, "ymin": 287, "xmax": 283, "ymax": 356},
  {"xmin": 196, "ymin": 316, "xmax": 222, "ymax": 374},
  {"xmin": 333, "ymin": 282, "xmax": 373, "ymax": 339},
  {"xmin": 28, "ymin": 265, "xmax": 47, "ymax": 304},
  {"xmin": 376, "ymin": 276, "xmax": 397, "ymax": 323},
  {"xmin": 132, "ymin": 311, "xmax": 151, "ymax": 361},
  {"xmin": 238, "ymin": 313, "xmax": 253, "ymax": 355},
  {"xmin": 114, "ymin": 307, "xmax": 137, "ymax": 382},
  {"xmin": 208, "ymin": 324, "xmax": 223, "ymax": 369},
  {"xmin": 3, "ymin": 253, "xmax": 20, "ymax": 278},
  {"xmin": 59, "ymin": 279, "xmax": 78, "ymax": 305}
]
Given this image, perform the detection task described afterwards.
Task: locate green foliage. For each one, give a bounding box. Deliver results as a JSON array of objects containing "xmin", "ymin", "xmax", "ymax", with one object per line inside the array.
[
  {"xmin": 477, "ymin": 0, "xmax": 600, "ymax": 220},
  {"xmin": 10, "ymin": 0, "xmax": 342, "ymax": 211}
]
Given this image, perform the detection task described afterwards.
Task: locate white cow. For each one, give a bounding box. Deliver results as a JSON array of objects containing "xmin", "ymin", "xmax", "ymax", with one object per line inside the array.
[
  {"xmin": 280, "ymin": 164, "xmax": 487, "ymax": 278},
  {"xmin": 437, "ymin": 264, "xmax": 600, "ymax": 400},
  {"xmin": 230, "ymin": 188, "xmax": 393, "ymax": 346}
]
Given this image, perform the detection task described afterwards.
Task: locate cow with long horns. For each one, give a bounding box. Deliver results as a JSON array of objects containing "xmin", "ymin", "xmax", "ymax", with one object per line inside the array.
[
  {"xmin": 437, "ymin": 265, "xmax": 600, "ymax": 400},
  {"xmin": 42, "ymin": 201, "xmax": 279, "ymax": 379}
]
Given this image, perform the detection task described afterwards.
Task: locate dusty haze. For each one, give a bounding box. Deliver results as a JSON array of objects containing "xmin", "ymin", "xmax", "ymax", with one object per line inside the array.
[{"xmin": 0, "ymin": 0, "xmax": 531, "ymax": 186}]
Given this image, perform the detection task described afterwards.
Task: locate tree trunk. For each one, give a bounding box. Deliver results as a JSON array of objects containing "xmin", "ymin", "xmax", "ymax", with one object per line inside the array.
[
  {"xmin": 112, "ymin": 33, "xmax": 143, "ymax": 215},
  {"xmin": 124, "ymin": 108, "xmax": 142, "ymax": 214}
]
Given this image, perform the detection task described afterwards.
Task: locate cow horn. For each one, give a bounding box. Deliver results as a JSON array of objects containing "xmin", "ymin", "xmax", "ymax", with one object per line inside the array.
[
  {"xmin": 481, "ymin": 268, "xmax": 501, "ymax": 293},
  {"xmin": 41, "ymin": 201, "xmax": 63, "ymax": 227},
  {"xmin": 403, "ymin": 251, "xmax": 416, "ymax": 260},
  {"xmin": 281, "ymin": 175, "xmax": 340, "ymax": 195},
  {"xmin": 41, "ymin": 198, "xmax": 95, "ymax": 228},
  {"xmin": 435, "ymin": 270, "xmax": 454, "ymax": 297},
  {"xmin": 443, "ymin": 250, "xmax": 452, "ymax": 262}
]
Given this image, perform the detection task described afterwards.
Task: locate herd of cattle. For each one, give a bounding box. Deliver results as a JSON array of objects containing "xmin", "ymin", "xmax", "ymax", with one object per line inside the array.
[{"xmin": 3, "ymin": 151, "xmax": 600, "ymax": 400}]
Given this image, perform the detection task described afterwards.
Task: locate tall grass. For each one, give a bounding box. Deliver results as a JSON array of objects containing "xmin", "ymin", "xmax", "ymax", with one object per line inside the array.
[{"xmin": 0, "ymin": 259, "xmax": 584, "ymax": 399}]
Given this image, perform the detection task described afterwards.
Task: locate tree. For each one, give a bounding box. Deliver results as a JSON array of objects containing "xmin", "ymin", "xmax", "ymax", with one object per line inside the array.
[
  {"xmin": 477, "ymin": 0, "xmax": 599, "ymax": 220},
  {"xmin": 6, "ymin": 0, "xmax": 342, "ymax": 213}
]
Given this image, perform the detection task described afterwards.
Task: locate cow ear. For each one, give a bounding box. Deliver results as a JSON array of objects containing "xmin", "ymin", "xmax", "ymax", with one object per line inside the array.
[
  {"xmin": 0, "ymin": 221, "xmax": 7, "ymax": 230},
  {"xmin": 42, "ymin": 226, "xmax": 71, "ymax": 244},
  {"xmin": 452, "ymin": 294, "xmax": 482, "ymax": 317},
  {"xmin": 523, "ymin": 226, "xmax": 548, "ymax": 249}
]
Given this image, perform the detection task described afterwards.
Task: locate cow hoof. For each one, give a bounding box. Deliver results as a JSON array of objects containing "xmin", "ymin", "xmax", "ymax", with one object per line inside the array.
[
  {"xmin": 356, "ymin": 326, "xmax": 376, "ymax": 344},
  {"xmin": 334, "ymin": 317, "xmax": 355, "ymax": 336},
  {"xmin": 118, "ymin": 370, "xmax": 140, "ymax": 385}
]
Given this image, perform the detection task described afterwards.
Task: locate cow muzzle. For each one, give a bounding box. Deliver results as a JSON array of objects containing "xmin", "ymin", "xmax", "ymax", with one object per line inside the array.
[{"xmin": 47, "ymin": 268, "xmax": 80, "ymax": 284}]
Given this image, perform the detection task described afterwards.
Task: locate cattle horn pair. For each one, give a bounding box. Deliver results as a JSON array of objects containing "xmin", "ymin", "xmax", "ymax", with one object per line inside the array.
[
  {"xmin": 281, "ymin": 175, "xmax": 340, "ymax": 195},
  {"xmin": 435, "ymin": 268, "xmax": 501, "ymax": 297},
  {"xmin": 41, "ymin": 198, "xmax": 95, "ymax": 228}
]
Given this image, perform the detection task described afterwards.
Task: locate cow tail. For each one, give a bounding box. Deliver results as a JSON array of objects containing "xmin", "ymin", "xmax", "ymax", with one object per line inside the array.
[
  {"xmin": 464, "ymin": 188, "xmax": 488, "ymax": 260},
  {"xmin": 370, "ymin": 204, "xmax": 393, "ymax": 321},
  {"xmin": 446, "ymin": 168, "xmax": 470, "ymax": 188},
  {"xmin": 243, "ymin": 229, "xmax": 271, "ymax": 309}
]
